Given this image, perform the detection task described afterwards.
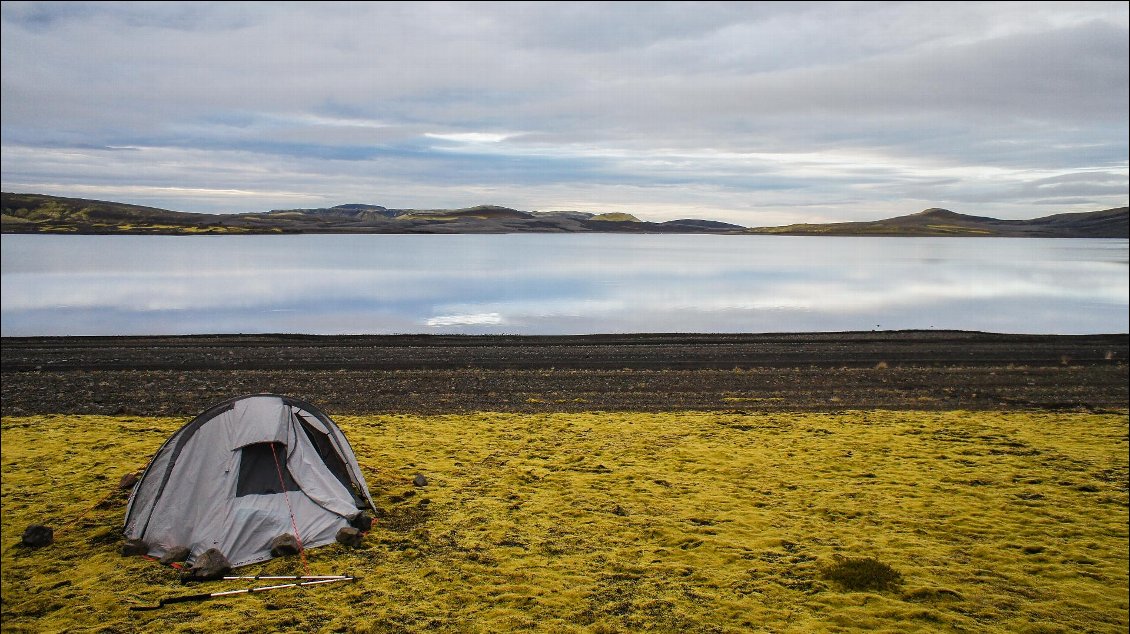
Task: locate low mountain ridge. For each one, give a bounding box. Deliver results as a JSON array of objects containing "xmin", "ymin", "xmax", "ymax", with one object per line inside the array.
[
  {"xmin": 746, "ymin": 206, "xmax": 1128, "ymax": 238},
  {"xmin": 271, "ymin": 204, "xmax": 397, "ymax": 221},
  {"xmin": 903, "ymin": 208, "xmax": 998, "ymax": 222},
  {"xmin": 2, "ymin": 192, "xmax": 1125, "ymax": 237}
]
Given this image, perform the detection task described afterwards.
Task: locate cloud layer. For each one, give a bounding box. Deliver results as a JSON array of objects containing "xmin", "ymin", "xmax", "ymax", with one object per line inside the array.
[{"xmin": 2, "ymin": 1, "xmax": 1127, "ymax": 224}]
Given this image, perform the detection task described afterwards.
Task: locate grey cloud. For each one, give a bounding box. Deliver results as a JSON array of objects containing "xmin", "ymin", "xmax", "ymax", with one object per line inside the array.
[
  {"xmin": 544, "ymin": 20, "xmax": 1127, "ymax": 133},
  {"xmin": 1, "ymin": 2, "xmax": 1126, "ymax": 223},
  {"xmin": 501, "ymin": 1, "xmax": 766, "ymax": 52},
  {"xmin": 1, "ymin": 1, "xmax": 259, "ymax": 31}
]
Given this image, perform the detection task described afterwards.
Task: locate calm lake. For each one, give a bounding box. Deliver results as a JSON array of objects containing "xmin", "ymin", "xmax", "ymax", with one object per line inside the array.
[{"xmin": 1, "ymin": 234, "xmax": 1126, "ymax": 337}]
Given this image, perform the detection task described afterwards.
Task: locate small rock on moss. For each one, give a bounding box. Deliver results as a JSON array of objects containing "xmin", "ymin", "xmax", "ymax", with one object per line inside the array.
[{"xmin": 22, "ymin": 524, "xmax": 53, "ymax": 548}]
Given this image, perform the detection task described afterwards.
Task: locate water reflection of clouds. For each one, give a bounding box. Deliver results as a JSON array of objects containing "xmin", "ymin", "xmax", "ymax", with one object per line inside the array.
[
  {"xmin": 425, "ymin": 313, "xmax": 504, "ymax": 327},
  {"xmin": 2, "ymin": 268, "xmax": 502, "ymax": 311},
  {"xmin": 416, "ymin": 263, "xmax": 1128, "ymax": 334},
  {"xmin": 1, "ymin": 235, "xmax": 1126, "ymax": 336}
]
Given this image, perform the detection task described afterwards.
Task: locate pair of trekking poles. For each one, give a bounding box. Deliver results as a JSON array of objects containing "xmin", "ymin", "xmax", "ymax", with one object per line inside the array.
[{"xmin": 130, "ymin": 574, "xmax": 357, "ymax": 611}]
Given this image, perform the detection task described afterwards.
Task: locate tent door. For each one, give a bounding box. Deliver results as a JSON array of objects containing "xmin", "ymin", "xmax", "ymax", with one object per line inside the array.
[{"xmin": 236, "ymin": 442, "xmax": 299, "ymax": 497}]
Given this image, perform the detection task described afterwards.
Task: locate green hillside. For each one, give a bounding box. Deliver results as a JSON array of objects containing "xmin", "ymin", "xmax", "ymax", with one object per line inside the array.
[{"xmin": 3, "ymin": 192, "xmax": 1125, "ymax": 237}]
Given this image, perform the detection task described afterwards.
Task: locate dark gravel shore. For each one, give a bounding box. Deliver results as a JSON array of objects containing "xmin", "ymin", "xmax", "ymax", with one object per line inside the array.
[{"xmin": 2, "ymin": 331, "xmax": 1126, "ymax": 416}]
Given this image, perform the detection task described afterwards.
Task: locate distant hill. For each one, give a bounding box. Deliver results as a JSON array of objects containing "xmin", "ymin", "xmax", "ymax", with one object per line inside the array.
[
  {"xmin": 0, "ymin": 192, "xmax": 218, "ymax": 231},
  {"xmin": 2, "ymin": 192, "xmax": 1126, "ymax": 237},
  {"xmin": 0, "ymin": 193, "xmax": 728, "ymax": 235},
  {"xmin": 745, "ymin": 207, "xmax": 1129, "ymax": 238}
]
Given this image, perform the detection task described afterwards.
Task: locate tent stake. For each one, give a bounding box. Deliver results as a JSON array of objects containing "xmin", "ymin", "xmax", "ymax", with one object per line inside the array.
[{"xmin": 131, "ymin": 576, "xmax": 357, "ymax": 611}]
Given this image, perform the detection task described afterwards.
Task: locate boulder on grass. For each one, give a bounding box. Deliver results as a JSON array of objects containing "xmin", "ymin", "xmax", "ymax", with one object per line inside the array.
[
  {"xmin": 21, "ymin": 524, "xmax": 53, "ymax": 548},
  {"xmin": 349, "ymin": 511, "xmax": 373, "ymax": 532},
  {"xmin": 413, "ymin": 474, "xmax": 428, "ymax": 487},
  {"xmin": 336, "ymin": 527, "xmax": 363, "ymax": 548},
  {"xmin": 269, "ymin": 533, "xmax": 300, "ymax": 557},
  {"xmin": 159, "ymin": 546, "xmax": 191, "ymax": 565},
  {"xmin": 121, "ymin": 538, "xmax": 149, "ymax": 556},
  {"xmin": 182, "ymin": 548, "xmax": 231, "ymax": 581},
  {"xmin": 118, "ymin": 471, "xmax": 141, "ymax": 490}
]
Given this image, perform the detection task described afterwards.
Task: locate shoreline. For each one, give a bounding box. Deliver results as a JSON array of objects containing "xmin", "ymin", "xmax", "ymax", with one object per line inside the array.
[
  {"xmin": 3, "ymin": 331, "xmax": 1126, "ymax": 416},
  {"xmin": 4, "ymin": 330, "xmax": 1127, "ymax": 369}
]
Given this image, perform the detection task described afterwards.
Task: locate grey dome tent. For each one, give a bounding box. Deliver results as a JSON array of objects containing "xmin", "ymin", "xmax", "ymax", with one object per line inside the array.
[{"xmin": 124, "ymin": 394, "xmax": 376, "ymax": 568}]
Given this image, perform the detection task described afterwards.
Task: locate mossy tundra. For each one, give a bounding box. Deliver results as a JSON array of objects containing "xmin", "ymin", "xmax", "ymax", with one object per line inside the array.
[{"xmin": 2, "ymin": 410, "xmax": 1127, "ymax": 632}]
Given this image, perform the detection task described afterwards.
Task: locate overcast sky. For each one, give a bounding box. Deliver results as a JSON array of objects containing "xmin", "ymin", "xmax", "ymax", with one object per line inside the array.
[{"xmin": 2, "ymin": 1, "xmax": 1127, "ymax": 225}]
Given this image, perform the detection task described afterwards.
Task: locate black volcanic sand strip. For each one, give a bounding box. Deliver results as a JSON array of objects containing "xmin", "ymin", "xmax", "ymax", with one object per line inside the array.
[
  {"xmin": 3, "ymin": 331, "xmax": 1126, "ymax": 371},
  {"xmin": 1, "ymin": 332, "xmax": 1126, "ymax": 415}
]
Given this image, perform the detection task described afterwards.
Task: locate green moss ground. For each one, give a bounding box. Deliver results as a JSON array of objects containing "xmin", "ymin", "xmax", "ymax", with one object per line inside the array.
[{"xmin": 2, "ymin": 411, "xmax": 1127, "ymax": 632}]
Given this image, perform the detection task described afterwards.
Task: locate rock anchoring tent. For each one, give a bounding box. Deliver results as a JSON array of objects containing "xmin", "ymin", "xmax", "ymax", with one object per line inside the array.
[{"xmin": 124, "ymin": 394, "xmax": 376, "ymax": 567}]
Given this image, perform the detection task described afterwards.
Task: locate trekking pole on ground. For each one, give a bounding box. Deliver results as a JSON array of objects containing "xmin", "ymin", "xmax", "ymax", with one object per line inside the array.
[
  {"xmin": 130, "ymin": 575, "xmax": 358, "ymax": 610},
  {"xmin": 184, "ymin": 574, "xmax": 352, "ymax": 583}
]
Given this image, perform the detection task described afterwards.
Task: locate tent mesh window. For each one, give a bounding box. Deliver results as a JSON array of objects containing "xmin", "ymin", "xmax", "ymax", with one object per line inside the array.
[{"xmin": 236, "ymin": 442, "xmax": 300, "ymax": 497}]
